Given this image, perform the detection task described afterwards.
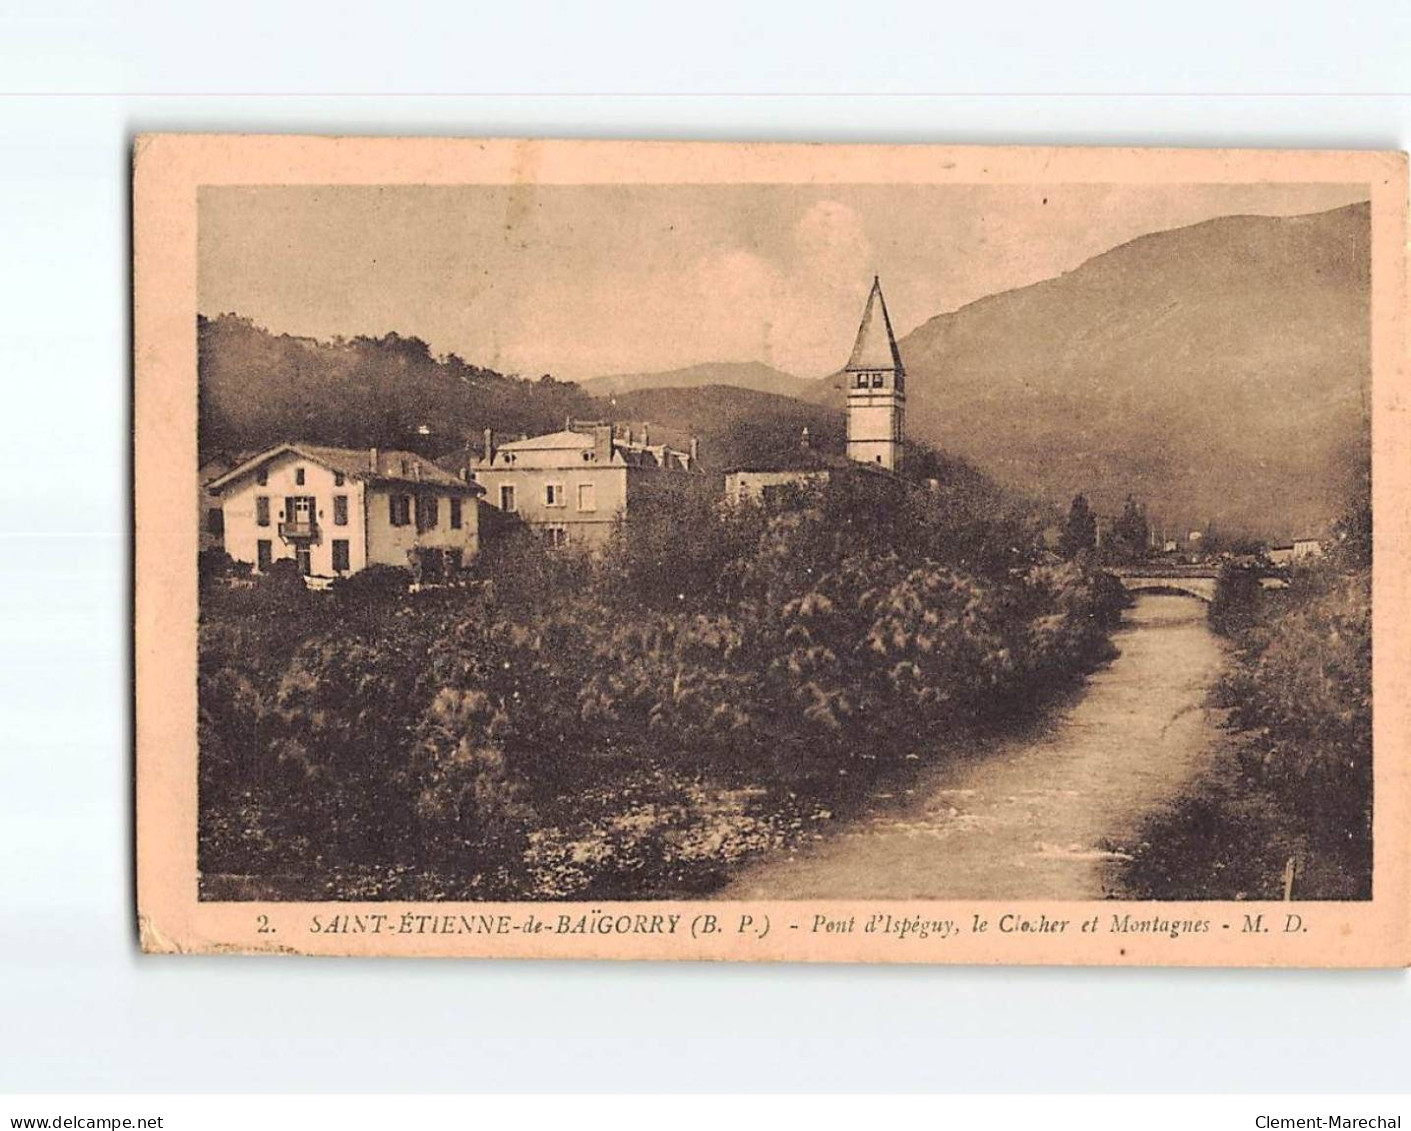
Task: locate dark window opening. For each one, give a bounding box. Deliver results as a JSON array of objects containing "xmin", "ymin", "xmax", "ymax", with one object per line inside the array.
[
  {"xmin": 450, "ymin": 497, "xmax": 463, "ymax": 529},
  {"xmin": 256, "ymin": 540, "xmax": 273, "ymax": 571},
  {"xmin": 333, "ymin": 495, "xmax": 348, "ymax": 526},
  {"xmin": 332, "ymin": 539, "xmax": 350, "ymax": 572},
  {"xmin": 206, "ymin": 507, "xmax": 224, "ymax": 536},
  {"xmin": 295, "ymin": 467, "xmax": 306, "ymax": 486},
  {"xmin": 415, "ymin": 495, "xmax": 439, "ymax": 533},
  {"xmin": 255, "ymin": 496, "xmax": 270, "ymax": 527}
]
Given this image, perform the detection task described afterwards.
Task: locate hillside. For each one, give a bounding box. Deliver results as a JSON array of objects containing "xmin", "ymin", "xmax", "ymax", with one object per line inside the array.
[
  {"xmin": 607, "ymin": 384, "xmax": 844, "ymax": 471},
  {"xmin": 197, "ymin": 318, "xmax": 842, "ymax": 477},
  {"xmin": 809, "ymin": 203, "xmax": 1371, "ymax": 540},
  {"xmin": 198, "ymin": 314, "xmax": 602, "ymax": 461},
  {"xmin": 582, "ymin": 361, "xmax": 812, "ymax": 400}
]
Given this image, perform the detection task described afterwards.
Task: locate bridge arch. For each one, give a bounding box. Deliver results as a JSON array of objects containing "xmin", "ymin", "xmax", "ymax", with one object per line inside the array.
[{"xmin": 1119, "ymin": 579, "xmax": 1214, "ymax": 603}]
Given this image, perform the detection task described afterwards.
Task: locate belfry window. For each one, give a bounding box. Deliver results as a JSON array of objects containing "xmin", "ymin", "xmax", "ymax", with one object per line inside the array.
[{"xmin": 871, "ymin": 372, "xmax": 884, "ymax": 388}]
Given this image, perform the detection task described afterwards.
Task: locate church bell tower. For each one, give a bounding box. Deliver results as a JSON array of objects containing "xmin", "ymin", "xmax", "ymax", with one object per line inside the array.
[{"xmin": 845, "ymin": 276, "xmax": 906, "ymax": 471}]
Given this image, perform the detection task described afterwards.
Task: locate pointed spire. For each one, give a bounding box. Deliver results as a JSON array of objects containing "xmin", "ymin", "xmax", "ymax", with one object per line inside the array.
[{"xmin": 845, "ymin": 276, "xmax": 905, "ymax": 376}]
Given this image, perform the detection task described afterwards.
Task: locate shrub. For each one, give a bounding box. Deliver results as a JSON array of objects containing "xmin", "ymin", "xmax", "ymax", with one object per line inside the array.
[
  {"xmin": 198, "ymin": 547, "xmax": 248, "ymax": 583},
  {"xmin": 1215, "ymin": 565, "xmax": 1371, "ymax": 869},
  {"xmin": 331, "ymin": 563, "xmax": 412, "ymax": 601},
  {"xmin": 1208, "ymin": 562, "xmax": 1263, "ymax": 636},
  {"xmin": 198, "ymin": 473, "xmax": 1130, "ymax": 898}
]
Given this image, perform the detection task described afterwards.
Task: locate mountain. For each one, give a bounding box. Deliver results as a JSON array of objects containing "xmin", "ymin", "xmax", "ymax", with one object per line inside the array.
[
  {"xmin": 582, "ymin": 361, "xmax": 813, "ymax": 400},
  {"xmin": 809, "ymin": 203, "xmax": 1371, "ymax": 541},
  {"xmin": 607, "ymin": 385, "xmax": 844, "ymax": 472}
]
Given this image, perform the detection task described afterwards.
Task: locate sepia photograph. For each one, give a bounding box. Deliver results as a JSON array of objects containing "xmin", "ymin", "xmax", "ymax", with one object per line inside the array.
[
  {"xmin": 11, "ymin": 0, "xmax": 1411, "ymax": 1113},
  {"xmin": 134, "ymin": 137, "xmax": 1408, "ymax": 963}
]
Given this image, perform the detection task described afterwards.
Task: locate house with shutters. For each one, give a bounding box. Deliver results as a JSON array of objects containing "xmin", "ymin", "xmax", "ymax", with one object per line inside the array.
[
  {"xmin": 470, "ymin": 421, "xmax": 701, "ymax": 550},
  {"xmin": 206, "ymin": 442, "xmax": 484, "ymax": 580}
]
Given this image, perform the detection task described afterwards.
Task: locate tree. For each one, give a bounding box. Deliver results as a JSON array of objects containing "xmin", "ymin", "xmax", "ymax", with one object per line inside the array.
[
  {"xmin": 1107, "ymin": 494, "xmax": 1150, "ymax": 563},
  {"xmin": 1059, "ymin": 494, "xmax": 1097, "ymax": 558}
]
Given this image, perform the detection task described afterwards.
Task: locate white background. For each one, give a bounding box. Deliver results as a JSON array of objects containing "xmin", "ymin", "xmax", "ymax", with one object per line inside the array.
[{"xmin": 2, "ymin": 0, "xmax": 1409, "ymax": 1094}]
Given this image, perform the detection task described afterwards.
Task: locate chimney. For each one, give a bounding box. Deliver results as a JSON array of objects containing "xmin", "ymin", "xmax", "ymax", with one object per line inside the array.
[
  {"xmin": 413, "ymin": 461, "xmax": 422, "ymax": 482},
  {"xmin": 369, "ymin": 446, "xmax": 379, "ymax": 473},
  {"xmin": 565, "ymin": 414, "xmax": 573, "ymax": 431},
  {"xmin": 625, "ymin": 426, "xmax": 634, "ymax": 444},
  {"xmin": 689, "ymin": 437, "xmax": 700, "ymax": 464},
  {"xmin": 800, "ymin": 426, "xmax": 811, "ymax": 451},
  {"xmin": 641, "ymin": 424, "xmax": 650, "ymax": 446},
  {"xmin": 593, "ymin": 424, "xmax": 614, "ymax": 464},
  {"xmin": 483, "ymin": 428, "xmax": 494, "ymax": 465}
]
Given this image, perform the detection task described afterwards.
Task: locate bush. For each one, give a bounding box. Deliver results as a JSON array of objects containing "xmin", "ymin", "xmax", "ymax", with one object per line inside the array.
[
  {"xmin": 1215, "ymin": 565, "xmax": 1371, "ymax": 871},
  {"xmin": 331, "ymin": 563, "xmax": 412, "ymax": 601},
  {"xmin": 198, "ymin": 474, "xmax": 1130, "ymax": 899},
  {"xmin": 198, "ymin": 547, "xmax": 248, "ymax": 583},
  {"xmin": 1208, "ymin": 562, "xmax": 1263, "ymax": 636}
]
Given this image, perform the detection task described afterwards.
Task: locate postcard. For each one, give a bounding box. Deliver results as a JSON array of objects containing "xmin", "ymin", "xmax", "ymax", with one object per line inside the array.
[{"xmin": 134, "ymin": 136, "xmax": 1408, "ymax": 963}]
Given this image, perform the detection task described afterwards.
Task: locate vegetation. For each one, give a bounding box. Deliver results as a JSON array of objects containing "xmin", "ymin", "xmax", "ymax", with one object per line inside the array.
[
  {"xmin": 198, "ymin": 475, "xmax": 1129, "ymax": 900},
  {"xmin": 1126, "ymin": 505, "xmax": 1372, "ymax": 899},
  {"xmin": 1103, "ymin": 494, "xmax": 1151, "ymax": 564},
  {"xmin": 1059, "ymin": 493, "xmax": 1097, "ymax": 558},
  {"xmin": 199, "ymin": 313, "xmax": 601, "ymax": 461}
]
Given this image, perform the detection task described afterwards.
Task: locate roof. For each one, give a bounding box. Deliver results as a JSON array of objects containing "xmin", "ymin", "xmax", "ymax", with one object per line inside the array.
[
  {"xmin": 206, "ymin": 442, "xmax": 483, "ymax": 494},
  {"xmin": 845, "ymin": 277, "xmax": 905, "ymax": 374},
  {"xmin": 199, "ymin": 451, "xmax": 257, "ymax": 484},
  {"xmin": 725, "ymin": 453, "xmax": 903, "ymax": 481},
  {"xmin": 490, "ymin": 427, "xmax": 698, "ymax": 471},
  {"xmin": 497, "ymin": 430, "xmax": 594, "ymax": 452}
]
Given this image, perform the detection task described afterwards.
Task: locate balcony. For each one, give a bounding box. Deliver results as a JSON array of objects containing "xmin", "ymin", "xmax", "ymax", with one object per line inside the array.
[{"xmin": 278, "ymin": 520, "xmax": 319, "ymax": 541}]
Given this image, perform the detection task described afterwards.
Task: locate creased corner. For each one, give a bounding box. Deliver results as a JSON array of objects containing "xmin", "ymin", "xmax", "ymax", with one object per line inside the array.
[{"xmin": 138, "ymin": 912, "xmax": 184, "ymax": 955}]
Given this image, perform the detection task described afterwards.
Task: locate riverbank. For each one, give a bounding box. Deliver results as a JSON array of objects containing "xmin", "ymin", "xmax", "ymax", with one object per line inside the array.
[
  {"xmin": 1122, "ymin": 553, "xmax": 1372, "ymax": 902},
  {"xmin": 719, "ymin": 593, "xmax": 1228, "ymax": 901},
  {"xmin": 1118, "ymin": 742, "xmax": 1369, "ymax": 901}
]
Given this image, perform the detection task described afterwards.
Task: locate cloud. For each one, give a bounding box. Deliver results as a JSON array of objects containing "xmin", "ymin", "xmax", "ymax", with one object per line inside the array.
[
  {"xmin": 793, "ymin": 199, "xmax": 871, "ymax": 280},
  {"xmin": 769, "ymin": 201, "xmax": 876, "ymax": 374}
]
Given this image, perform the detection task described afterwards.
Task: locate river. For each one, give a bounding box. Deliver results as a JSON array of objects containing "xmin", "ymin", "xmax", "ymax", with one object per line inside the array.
[{"xmin": 720, "ymin": 593, "xmax": 1230, "ymax": 900}]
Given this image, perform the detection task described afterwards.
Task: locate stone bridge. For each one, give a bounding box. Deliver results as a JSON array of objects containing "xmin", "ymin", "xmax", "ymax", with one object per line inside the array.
[{"xmin": 1108, "ymin": 565, "xmax": 1220, "ymax": 603}]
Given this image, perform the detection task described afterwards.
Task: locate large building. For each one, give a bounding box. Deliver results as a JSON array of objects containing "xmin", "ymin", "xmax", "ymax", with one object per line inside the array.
[
  {"xmin": 470, "ymin": 421, "xmax": 700, "ymax": 550},
  {"xmin": 726, "ymin": 276, "xmax": 910, "ymax": 502},
  {"xmin": 207, "ymin": 443, "xmax": 484, "ymax": 579}
]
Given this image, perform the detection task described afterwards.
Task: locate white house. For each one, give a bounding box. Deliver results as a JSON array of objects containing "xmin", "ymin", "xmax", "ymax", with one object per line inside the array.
[{"xmin": 207, "ymin": 443, "xmax": 485, "ymax": 580}]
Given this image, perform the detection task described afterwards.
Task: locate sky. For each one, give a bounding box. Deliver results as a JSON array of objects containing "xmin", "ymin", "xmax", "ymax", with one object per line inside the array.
[{"xmin": 199, "ymin": 182, "xmax": 1368, "ymax": 382}]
